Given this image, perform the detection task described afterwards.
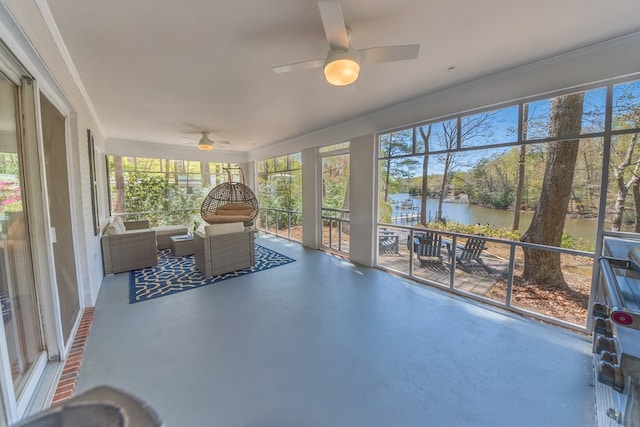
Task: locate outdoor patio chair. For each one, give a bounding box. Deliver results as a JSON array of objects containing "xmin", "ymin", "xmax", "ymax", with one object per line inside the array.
[
  {"xmin": 101, "ymin": 218, "xmax": 157, "ymax": 275},
  {"xmin": 446, "ymin": 236, "xmax": 489, "ymax": 273},
  {"xmin": 408, "ymin": 230, "xmax": 443, "ymax": 266},
  {"xmin": 378, "ymin": 229, "xmax": 400, "ymax": 255},
  {"xmin": 193, "ymin": 222, "xmax": 255, "ymax": 277}
]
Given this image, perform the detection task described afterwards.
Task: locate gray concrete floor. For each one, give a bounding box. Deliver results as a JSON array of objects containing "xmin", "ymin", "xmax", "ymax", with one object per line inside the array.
[{"xmin": 77, "ymin": 234, "xmax": 596, "ymax": 427}]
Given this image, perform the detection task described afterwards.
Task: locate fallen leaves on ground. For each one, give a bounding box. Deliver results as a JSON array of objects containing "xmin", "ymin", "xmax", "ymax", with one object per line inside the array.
[{"xmin": 487, "ymin": 278, "xmax": 590, "ymax": 327}]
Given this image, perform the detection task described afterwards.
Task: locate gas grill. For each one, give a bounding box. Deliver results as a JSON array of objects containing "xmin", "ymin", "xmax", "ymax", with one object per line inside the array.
[{"xmin": 594, "ymin": 237, "xmax": 640, "ymax": 426}]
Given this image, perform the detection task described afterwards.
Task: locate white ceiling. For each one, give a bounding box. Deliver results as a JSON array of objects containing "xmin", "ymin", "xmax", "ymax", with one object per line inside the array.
[{"xmin": 44, "ymin": 0, "xmax": 640, "ymax": 154}]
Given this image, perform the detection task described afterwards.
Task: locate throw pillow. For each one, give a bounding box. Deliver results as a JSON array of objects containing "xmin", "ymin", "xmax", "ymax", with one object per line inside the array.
[{"xmin": 204, "ymin": 222, "xmax": 245, "ymax": 236}]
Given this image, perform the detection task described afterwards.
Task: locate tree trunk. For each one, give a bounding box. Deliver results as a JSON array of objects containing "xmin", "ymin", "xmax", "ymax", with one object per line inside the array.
[
  {"xmin": 383, "ymin": 158, "xmax": 391, "ymax": 203},
  {"xmin": 437, "ymin": 152, "xmax": 452, "ymax": 222},
  {"xmin": 420, "ymin": 158, "xmax": 429, "ymax": 225},
  {"xmin": 611, "ymin": 174, "xmax": 630, "ymax": 232},
  {"xmin": 512, "ymin": 145, "xmax": 526, "ymax": 230},
  {"xmin": 513, "ymin": 104, "xmax": 528, "ymax": 230},
  {"xmin": 521, "ymin": 93, "xmax": 583, "ymax": 288},
  {"xmin": 624, "ymin": 160, "xmax": 640, "ymax": 232},
  {"xmin": 610, "ymin": 133, "xmax": 639, "ymax": 231},
  {"xmin": 633, "ymin": 178, "xmax": 640, "ymax": 233},
  {"xmin": 114, "ymin": 155, "xmax": 125, "ymax": 213},
  {"xmin": 583, "ymin": 150, "xmax": 594, "ymax": 205},
  {"xmin": 341, "ymin": 181, "xmax": 350, "ymax": 234},
  {"xmin": 174, "ymin": 159, "xmax": 183, "ymax": 185},
  {"xmin": 201, "ymin": 161, "xmax": 211, "ymax": 187},
  {"xmin": 419, "ymin": 125, "xmax": 431, "ymax": 224}
]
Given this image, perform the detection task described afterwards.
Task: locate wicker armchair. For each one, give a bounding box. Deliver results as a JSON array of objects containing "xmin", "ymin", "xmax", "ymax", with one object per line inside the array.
[
  {"xmin": 101, "ymin": 219, "xmax": 157, "ymax": 275},
  {"xmin": 193, "ymin": 223, "xmax": 255, "ymax": 277}
]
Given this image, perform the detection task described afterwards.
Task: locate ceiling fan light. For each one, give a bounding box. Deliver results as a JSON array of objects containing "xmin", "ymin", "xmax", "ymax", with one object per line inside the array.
[
  {"xmin": 324, "ymin": 51, "xmax": 360, "ymax": 86},
  {"xmin": 198, "ymin": 140, "xmax": 213, "ymax": 150},
  {"xmin": 198, "ymin": 132, "xmax": 214, "ymax": 150}
]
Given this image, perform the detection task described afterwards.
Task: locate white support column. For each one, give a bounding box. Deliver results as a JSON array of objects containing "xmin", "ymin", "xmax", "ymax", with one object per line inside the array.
[
  {"xmin": 301, "ymin": 147, "xmax": 320, "ymax": 249},
  {"xmin": 348, "ymin": 134, "xmax": 376, "ymax": 267}
]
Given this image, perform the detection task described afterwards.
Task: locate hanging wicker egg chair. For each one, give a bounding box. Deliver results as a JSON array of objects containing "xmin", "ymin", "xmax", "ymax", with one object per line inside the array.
[{"xmin": 201, "ymin": 168, "xmax": 259, "ymax": 226}]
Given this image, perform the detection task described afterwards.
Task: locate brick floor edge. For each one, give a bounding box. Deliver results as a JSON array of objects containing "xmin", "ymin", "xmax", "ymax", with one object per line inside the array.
[{"xmin": 50, "ymin": 307, "xmax": 95, "ymax": 406}]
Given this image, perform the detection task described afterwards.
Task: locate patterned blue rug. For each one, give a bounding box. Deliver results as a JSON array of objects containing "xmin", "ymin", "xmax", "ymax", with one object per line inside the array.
[{"xmin": 129, "ymin": 244, "xmax": 295, "ymax": 303}]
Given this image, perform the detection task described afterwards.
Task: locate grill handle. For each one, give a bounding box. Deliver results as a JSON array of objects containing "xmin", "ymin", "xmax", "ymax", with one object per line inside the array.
[{"xmin": 598, "ymin": 257, "xmax": 627, "ymax": 311}]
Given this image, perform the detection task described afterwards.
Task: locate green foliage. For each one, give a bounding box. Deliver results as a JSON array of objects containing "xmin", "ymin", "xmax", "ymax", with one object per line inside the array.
[
  {"xmin": 0, "ymin": 155, "xmax": 22, "ymax": 216},
  {"xmin": 257, "ymin": 158, "xmax": 302, "ymax": 229},
  {"xmin": 379, "ymin": 156, "xmax": 420, "ymax": 197},
  {"xmin": 461, "ymin": 146, "xmax": 546, "ymax": 211},
  {"xmin": 323, "ymin": 181, "xmax": 347, "ymax": 209},
  {"xmin": 109, "ymin": 156, "xmax": 240, "ymax": 228},
  {"xmin": 419, "ymin": 221, "xmax": 594, "ymax": 251},
  {"xmin": 3, "ymin": 201, "xmax": 22, "ymax": 212},
  {"xmin": 322, "ymin": 154, "xmax": 349, "ymax": 210},
  {"xmin": 609, "ymin": 132, "xmax": 640, "ymax": 231},
  {"xmin": 124, "ymin": 173, "xmax": 200, "ymax": 226},
  {"xmin": 124, "ymin": 174, "xmax": 168, "ymax": 210},
  {"xmin": 423, "ymin": 221, "xmax": 521, "ymax": 241},
  {"xmin": 476, "ymin": 188, "xmax": 514, "ymax": 209},
  {"xmin": 407, "ymin": 186, "xmax": 421, "ymax": 196},
  {"xmin": 379, "ymin": 199, "xmax": 393, "ymax": 223},
  {"xmin": 0, "ymin": 154, "xmax": 19, "ymax": 175},
  {"xmin": 379, "ymin": 129, "xmax": 414, "ymax": 157},
  {"xmin": 561, "ymin": 232, "xmax": 595, "ymax": 252},
  {"xmin": 257, "ymin": 178, "xmax": 275, "ymax": 207},
  {"xmin": 448, "ymin": 171, "xmax": 467, "ymax": 193}
]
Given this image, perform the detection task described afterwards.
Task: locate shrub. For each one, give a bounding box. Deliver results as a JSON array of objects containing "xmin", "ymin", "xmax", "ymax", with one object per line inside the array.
[{"xmin": 422, "ymin": 221, "xmax": 521, "ymax": 240}]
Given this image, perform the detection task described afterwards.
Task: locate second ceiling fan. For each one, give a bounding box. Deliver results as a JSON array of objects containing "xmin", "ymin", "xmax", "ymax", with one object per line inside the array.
[
  {"xmin": 184, "ymin": 132, "xmax": 231, "ymax": 151},
  {"xmin": 272, "ymin": 1, "xmax": 420, "ymax": 86}
]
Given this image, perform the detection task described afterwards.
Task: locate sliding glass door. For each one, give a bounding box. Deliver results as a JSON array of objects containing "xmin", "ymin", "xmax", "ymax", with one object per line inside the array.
[{"xmin": 0, "ymin": 72, "xmax": 46, "ymax": 412}]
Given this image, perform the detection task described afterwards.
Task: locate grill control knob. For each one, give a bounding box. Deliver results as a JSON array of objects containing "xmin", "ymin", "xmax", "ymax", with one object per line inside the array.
[
  {"xmin": 607, "ymin": 407, "xmax": 622, "ymax": 423},
  {"xmin": 600, "ymin": 350, "xmax": 618, "ymax": 365},
  {"xmin": 595, "ymin": 336, "xmax": 617, "ymax": 354},
  {"xmin": 594, "ymin": 317, "xmax": 614, "ymax": 338},
  {"xmin": 598, "ymin": 361, "xmax": 625, "ymax": 393},
  {"xmin": 592, "ymin": 303, "xmax": 608, "ymax": 319}
]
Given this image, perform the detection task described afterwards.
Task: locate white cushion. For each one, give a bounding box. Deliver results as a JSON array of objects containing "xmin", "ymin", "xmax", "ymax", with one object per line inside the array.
[
  {"xmin": 151, "ymin": 225, "xmax": 188, "ymax": 234},
  {"xmin": 112, "ymin": 216, "xmax": 126, "ymax": 233},
  {"xmin": 106, "ymin": 224, "xmax": 121, "ymax": 235},
  {"xmin": 204, "ymin": 222, "xmax": 244, "ymax": 236}
]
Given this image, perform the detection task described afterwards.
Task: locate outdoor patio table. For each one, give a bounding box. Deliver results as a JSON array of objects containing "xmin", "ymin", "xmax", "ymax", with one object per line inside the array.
[{"xmin": 170, "ymin": 235, "xmax": 194, "ymax": 257}]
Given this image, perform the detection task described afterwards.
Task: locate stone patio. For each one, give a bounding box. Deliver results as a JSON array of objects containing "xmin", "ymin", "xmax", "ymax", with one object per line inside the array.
[{"xmin": 377, "ymin": 230, "xmax": 510, "ymax": 297}]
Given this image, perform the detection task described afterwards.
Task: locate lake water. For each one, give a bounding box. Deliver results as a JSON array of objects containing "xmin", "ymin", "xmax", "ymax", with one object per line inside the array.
[{"xmin": 388, "ymin": 193, "xmax": 599, "ymax": 243}]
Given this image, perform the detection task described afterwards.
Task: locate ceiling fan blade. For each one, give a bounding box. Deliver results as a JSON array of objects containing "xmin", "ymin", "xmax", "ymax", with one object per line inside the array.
[
  {"xmin": 272, "ymin": 58, "xmax": 325, "ymax": 73},
  {"xmin": 215, "ymin": 140, "xmax": 231, "ymax": 145},
  {"xmin": 318, "ymin": 2, "xmax": 349, "ymax": 50},
  {"xmin": 359, "ymin": 44, "xmax": 420, "ymax": 64},
  {"xmin": 182, "ymin": 131, "xmax": 228, "ymax": 142}
]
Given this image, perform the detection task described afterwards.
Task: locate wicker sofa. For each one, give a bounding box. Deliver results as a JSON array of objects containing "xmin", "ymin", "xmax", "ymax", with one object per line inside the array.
[
  {"xmin": 152, "ymin": 224, "xmax": 188, "ymax": 249},
  {"xmin": 193, "ymin": 222, "xmax": 255, "ymax": 277},
  {"xmin": 101, "ymin": 218, "xmax": 157, "ymax": 275}
]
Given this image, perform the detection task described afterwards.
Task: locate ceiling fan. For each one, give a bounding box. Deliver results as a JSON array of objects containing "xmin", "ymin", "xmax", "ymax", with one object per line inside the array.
[
  {"xmin": 272, "ymin": 1, "xmax": 420, "ymax": 86},
  {"xmin": 184, "ymin": 132, "xmax": 231, "ymax": 151}
]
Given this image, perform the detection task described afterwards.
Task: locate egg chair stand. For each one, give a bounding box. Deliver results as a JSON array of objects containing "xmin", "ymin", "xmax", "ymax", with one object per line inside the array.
[{"xmin": 201, "ymin": 168, "xmax": 259, "ymax": 227}]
